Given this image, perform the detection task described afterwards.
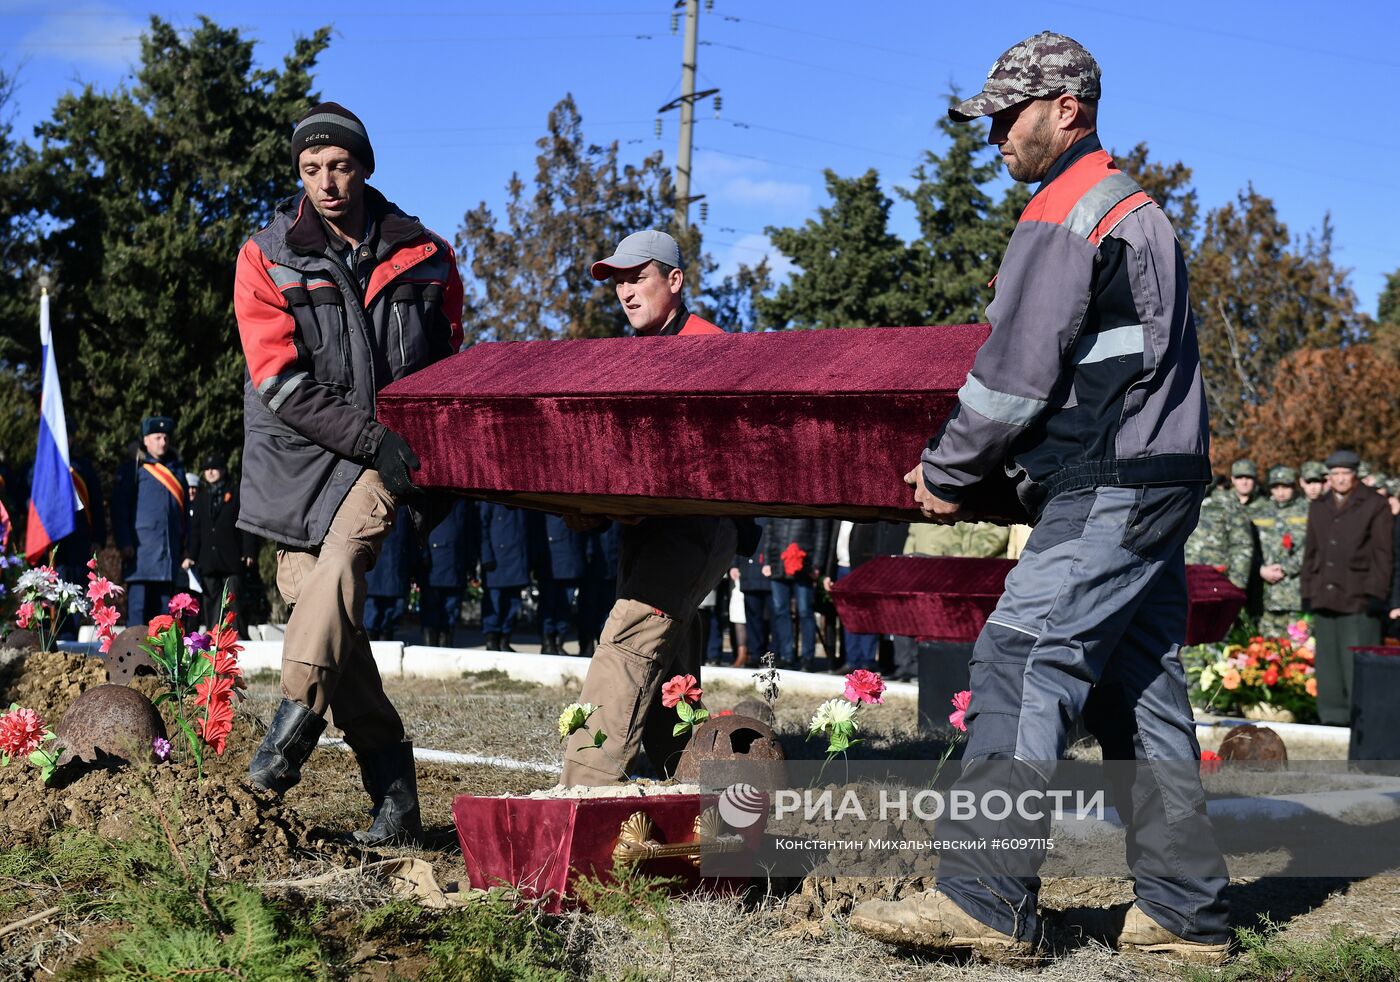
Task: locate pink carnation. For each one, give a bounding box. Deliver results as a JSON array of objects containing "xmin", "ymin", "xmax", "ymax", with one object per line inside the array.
[
  {"xmin": 16, "ymin": 601, "xmax": 35, "ymax": 629},
  {"xmin": 86, "ymin": 575, "xmax": 121, "ymax": 602},
  {"xmin": 168, "ymin": 593, "xmax": 200, "ymax": 618},
  {"xmin": 661, "ymin": 674, "xmax": 703, "ymax": 709},
  {"xmin": 0, "ymin": 707, "xmax": 47, "ymax": 758},
  {"xmin": 843, "ymin": 669, "xmax": 886, "ymax": 705},
  {"xmin": 949, "ymin": 690, "xmax": 972, "ymax": 733}
]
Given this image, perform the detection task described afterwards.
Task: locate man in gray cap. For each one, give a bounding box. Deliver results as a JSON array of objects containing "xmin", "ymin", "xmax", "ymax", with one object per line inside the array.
[
  {"xmin": 1301, "ymin": 449, "xmax": 1394, "ymax": 723},
  {"xmin": 1252, "ymin": 465, "xmax": 1309, "ymax": 636},
  {"xmin": 863, "ymin": 32, "xmax": 1229, "ymax": 963},
  {"xmin": 559, "ymin": 230, "xmax": 753, "ymax": 786},
  {"xmin": 234, "ymin": 101, "xmax": 464, "ymax": 846}
]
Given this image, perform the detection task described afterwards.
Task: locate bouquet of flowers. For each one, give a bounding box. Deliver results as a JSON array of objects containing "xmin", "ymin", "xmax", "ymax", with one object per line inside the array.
[
  {"xmin": 143, "ymin": 589, "xmax": 243, "ymax": 777},
  {"xmin": 12, "ymin": 562, "xmax": 89, "ymax": 652},
  {"xmin": 1188, "ymin": 622, "xmax": 1317, "ymax": 723}
]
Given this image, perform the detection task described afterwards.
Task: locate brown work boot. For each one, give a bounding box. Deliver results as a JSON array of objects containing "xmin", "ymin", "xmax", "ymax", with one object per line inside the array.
[
  {"xmin": 1067, "ymin": 903, "xmax": 1230, "ymax": 965},
  {"xmin": 848, "ymin": 888, "xmax": 1037, "ymax": 961}
]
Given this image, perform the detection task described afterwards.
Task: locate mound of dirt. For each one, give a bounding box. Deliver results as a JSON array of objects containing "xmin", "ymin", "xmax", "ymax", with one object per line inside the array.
[
  {"xmin": 0, "ymin": 647, "xmax": 360, "ymax": 879},
  {"xmin": 780, "ymin": 874, "xmax": 933, "ymax": 933}
]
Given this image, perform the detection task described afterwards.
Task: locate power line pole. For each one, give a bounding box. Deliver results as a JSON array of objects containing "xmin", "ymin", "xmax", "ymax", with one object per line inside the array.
[{"xmin": 659, "ymin": 0, "xmax": 716, "ymax": 231}]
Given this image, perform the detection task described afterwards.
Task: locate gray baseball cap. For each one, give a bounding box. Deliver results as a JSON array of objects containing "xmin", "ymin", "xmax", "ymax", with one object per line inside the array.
[
  {"xmin": 590, "ymin": 230, "xmax": 685, "ymax": 281},
  {"xmin": 950, "ymin": 31, "xmax": 1102, "ymax": 122}
]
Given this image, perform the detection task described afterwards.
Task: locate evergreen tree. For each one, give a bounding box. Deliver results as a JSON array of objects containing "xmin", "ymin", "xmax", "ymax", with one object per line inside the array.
[
  {"xmin": 1113, "ymin": 143, "xmax": 1200, "ymax": 252},
  {"xmin": 756, "ymin": 169, "xmax": 919, "ymax": 330},
  {"xmin": 898, "ymin": 104, "xmax": 1026, "ymax": 324},
  {"xmin": 6, "ymin": 18, "xmax": 329, "ymax": 475},
  {"xmin": 457, "ymin": 95, "xmax": 689, "ymax": 343}
]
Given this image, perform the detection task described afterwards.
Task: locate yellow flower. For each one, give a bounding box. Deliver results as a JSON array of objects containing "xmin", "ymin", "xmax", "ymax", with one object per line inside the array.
[
  {"xmin": 557, "ymin": 702, "xmax": 597, "ymax": 739},
  {"xmin": 1199, "ymin": 667, "xmax": 1217, "ymax": 689}
]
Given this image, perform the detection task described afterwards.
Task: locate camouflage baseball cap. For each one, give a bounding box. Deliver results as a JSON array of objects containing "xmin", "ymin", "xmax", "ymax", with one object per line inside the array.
[
  {"xmin": 1358, "ymin": 459, "xmax": 1373, "ymax": 478},
  {"xmin": 1231, "ymin": 459, "xmax": 1257, "ymax": 479},
  {"xmin": 1267, "ymin": 465, "xmax": 1297, "ymax": 487},
  {"xmin": 950, "ymin": 31, "xmax": 1102, "ymax": 122},
  {"xmin": 1300, "ymin": 460, "xmax": 1327, "ymax": 481}
]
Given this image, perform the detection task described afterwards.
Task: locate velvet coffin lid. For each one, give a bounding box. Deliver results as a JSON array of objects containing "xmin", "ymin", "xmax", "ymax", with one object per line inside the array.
[
  {"xmin": 376, "ymin": 325, "xmax": 1023, "ymax": 521},
  {"xmin": 830, "ymin": 556, "xmax": 1247, "ymax": 645}
]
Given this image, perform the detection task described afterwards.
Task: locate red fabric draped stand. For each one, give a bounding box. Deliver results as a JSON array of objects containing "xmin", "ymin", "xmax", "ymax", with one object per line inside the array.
[{"xmin": 830, "ymin": 556, "xmax": 1246, "ymax": 645}]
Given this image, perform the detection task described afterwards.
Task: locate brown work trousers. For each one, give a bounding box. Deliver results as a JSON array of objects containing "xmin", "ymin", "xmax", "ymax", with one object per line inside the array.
[
  {"xmin": 276, "ymin": 470, "xmax": 404, "ymax": 752},
  {"xmin": 561, "ymin": 517, "xmax": 739, "ymax": 786}
]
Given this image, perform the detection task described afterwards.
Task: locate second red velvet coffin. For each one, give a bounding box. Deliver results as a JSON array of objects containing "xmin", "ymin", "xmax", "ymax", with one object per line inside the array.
[{"xmin": 376, "ymin": 324, "xmax": 1026, "ymax": 521}]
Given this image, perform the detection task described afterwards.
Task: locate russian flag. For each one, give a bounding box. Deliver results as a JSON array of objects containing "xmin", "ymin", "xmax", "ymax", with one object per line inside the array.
[{"xmin": 25, "ymin": 290, "xmax": 79, "ymax": 562}]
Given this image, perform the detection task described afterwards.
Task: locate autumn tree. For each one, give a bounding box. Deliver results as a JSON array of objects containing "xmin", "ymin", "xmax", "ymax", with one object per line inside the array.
[
  {"xmin": 1215, "ymin": 345, "xmax": 1400, "ymax": 472},
  {"xmin": 457, "ymin": 95, "xmax": 695, "ymax": 343},
  {"xmin": 4, "ymin": 18, "xmax": 329, "ymax": 476},
  {"xmin": 1189, "ymin": 188, "xmax": 1365, "ymax": 436}
]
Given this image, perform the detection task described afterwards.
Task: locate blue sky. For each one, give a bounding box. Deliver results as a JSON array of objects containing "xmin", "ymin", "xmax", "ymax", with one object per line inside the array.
[{"xmin": 1, "ymin": 0, "xmax": 1397, "ymax": 316}]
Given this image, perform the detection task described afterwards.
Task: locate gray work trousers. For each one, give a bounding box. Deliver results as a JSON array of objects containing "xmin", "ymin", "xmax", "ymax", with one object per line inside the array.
[{"xmin": 937, "ymin": 484, "xmax": 1230, "ymax": 945}]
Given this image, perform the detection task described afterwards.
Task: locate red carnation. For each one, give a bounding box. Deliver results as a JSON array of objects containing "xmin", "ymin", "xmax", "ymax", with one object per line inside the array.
[
  {"xmin": 661, "ymin": 674, "xmax": 703, "ymax": 709},
  {"xmin": 1281, "ymin": 532, "xmax": 1293, "ymax": 551},
  {"xmin": 780, "ymin": 542, "xmax": 807, "ymax": 576}
]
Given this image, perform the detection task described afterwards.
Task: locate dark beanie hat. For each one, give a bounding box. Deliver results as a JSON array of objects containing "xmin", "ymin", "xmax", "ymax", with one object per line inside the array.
[{"xmin": 291, "ymin": 102, "xmax": 375, "ymax": 173}]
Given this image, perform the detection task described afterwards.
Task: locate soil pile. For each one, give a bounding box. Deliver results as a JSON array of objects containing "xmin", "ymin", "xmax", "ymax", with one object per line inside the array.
[{"xmin": 0, "ymin": 646, "xmax": 359, "ymax": 878}]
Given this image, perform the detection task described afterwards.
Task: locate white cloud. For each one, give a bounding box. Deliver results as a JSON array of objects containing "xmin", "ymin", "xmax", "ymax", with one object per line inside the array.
[
  {"xmin": 20, "ymin": 3, "xmax": 144, "ymax": 70},
  {"xmin": 719, "ymin": 175, "xmax": 812, "ymax": 210}
]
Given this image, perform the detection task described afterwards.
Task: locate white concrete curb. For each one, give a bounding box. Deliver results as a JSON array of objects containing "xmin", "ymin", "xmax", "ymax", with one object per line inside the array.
[
  {"xmin": 317, "ymin": 737, "xmax": 558, "ymax": 775},
  {"xmin": 1193, "ymin": 714, "xmax": 1351, "ymax": 746}
]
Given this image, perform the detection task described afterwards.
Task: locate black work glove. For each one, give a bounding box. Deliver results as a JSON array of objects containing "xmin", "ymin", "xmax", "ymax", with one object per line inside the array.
[
  {"xmin": 373, "ymin": 429, "xmax": 421, "ymax": 499},
  {"xmin": 1366, "ymin": 595, "xmax": 1386, "ymax": 619}
]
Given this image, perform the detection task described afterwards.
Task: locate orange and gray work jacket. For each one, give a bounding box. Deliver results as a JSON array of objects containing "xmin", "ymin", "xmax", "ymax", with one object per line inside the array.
[
  {"xmin": 233, "ymin": 187, "xmax": 463, "ymax": 548},
  {"xmin": 921, "ymin": 135, "xmax": 1211, "ymax": 518}
]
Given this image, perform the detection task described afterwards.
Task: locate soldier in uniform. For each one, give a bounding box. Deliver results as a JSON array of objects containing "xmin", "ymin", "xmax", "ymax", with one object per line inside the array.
[
  {"xmin": 1184, "ymin": 478, "xmax": 1256, "ymax": 591},
  {"xmin": 1252, "ymin": 466, "xmax": 1309, "ymax": 636},
  {"xmin": 1299, "ymin": 460, "xmax": 1328, "ymax": 502},
  {"xmin": 1231, "ymin": 459, "xmax": 1265, "ymax": 515}
]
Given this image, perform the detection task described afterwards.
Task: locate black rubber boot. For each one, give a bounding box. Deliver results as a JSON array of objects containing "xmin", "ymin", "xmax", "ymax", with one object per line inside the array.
[
  {"xmin": 500, "ymin": 635, "xmax": 516, "ymax": 653},
  {"xmin": 485, "ymin": 632, "xmax": 501, "ymax": 651},
  {"xmin": 248, "ymin": 698, "xmax": 326, "ymax": 795},
  {"xmin": 541, "ymin": 633, "xmax": 561, "ymax": 656},
  {"xmin": 353, "ymin": 742, "xmax": 423, "ymax": 847}
]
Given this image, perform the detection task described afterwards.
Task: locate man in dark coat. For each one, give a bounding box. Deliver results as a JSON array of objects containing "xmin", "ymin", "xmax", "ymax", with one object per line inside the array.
[
  {"xmin": 1301, "ymin": 449, "xmax": 1394, "ymax": 725},
  {"xmin": 533, "ymin": 513, "xmax": 586, "ymax": 655},
  {"xmin": 419, "ymin": 499, "xmax": 477, "ymax": 647},
  {"xmin": 729, "ymin": 516, "xmax": 771, "ymax": 667},
  {"xmin": 183, "ymin": 455, "xmax": 258, "ymax": 637},
  {"xmin": 763, "ymin": 517, "xmax": 831, "ymax": 671},
  {"xmin": 113, "ymin": 416, "xmax": 187, "ymax": 625},
  {"xmin": 364, "ymin": 505, "xmax": 414, "ymax": 641},
  {"xmin": 577, "ymin": 522, "xmax": 620, "ymax": 659},
  {"xmin": 479, "ymin": 502, "xmax": 529, "ymax": 651}
]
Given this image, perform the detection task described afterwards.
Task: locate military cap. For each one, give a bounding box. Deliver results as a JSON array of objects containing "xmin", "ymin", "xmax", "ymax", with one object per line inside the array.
[
  {"xmin": 1230, "ymin": 459, "xmax": 1257, "ymax": 479},
  {"xmin": 1300, "ymin": 460, "xmax": 1327, "ymax": 481},
  {"xmin": 1325, "ymin": 449, "xmax": 1361, "ymax": 471},
  {"xmin": 950, "ymin": 31, "xmax": 1101, "ymax": 122},
  {"xmin": 141, "ymin": 415, "xmax": 175, "ymax": 437},
  {"xmin": 201, "ymin": 454, "xmax": 226, "ymax": 472},
  {"xmin": 1371, "ymin": 469, "xmax": 1390, "ymax": 486},
  {"xmin": 1358, "ymin": 460, "xmax": 1373, "ymax": 478},
  {"xmin": 1386, "ymin": 477, "xmax": 1400, "ymax": 497},
  {"xmin": 1267, "ymin": 465, "xmax": 1297, "ymax": 487}
]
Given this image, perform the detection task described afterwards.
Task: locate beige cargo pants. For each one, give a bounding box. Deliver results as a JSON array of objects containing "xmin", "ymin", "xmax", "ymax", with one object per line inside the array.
[
  {"xmin": 276, "ymin": 470, "xmax": 405, "ymax": 752},
  {"xmin": 561, "ymin": 516, "xmax": 739, "ymax": 786}
]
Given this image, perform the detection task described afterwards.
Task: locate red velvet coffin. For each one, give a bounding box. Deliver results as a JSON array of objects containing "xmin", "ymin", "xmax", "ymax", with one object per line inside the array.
[
  {"xmin": 376, "ymin": 325, "xmax": 1024, "ymax": 521},
  {"xmin": 452, "ymin": 793, "xmax": 755, "ymax": 911},
  {"xmin": 829, "ymin": 556, "xmax": 1246, "ymax": 644}
]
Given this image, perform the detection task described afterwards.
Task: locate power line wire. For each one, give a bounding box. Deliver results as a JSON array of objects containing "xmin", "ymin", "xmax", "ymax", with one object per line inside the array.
[{"xmin": 701, "ymin": 39, "xmax": 930, "ymax": 94}]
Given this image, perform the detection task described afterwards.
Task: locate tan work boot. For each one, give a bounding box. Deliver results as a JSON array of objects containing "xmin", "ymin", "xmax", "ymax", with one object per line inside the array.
[
  {"xmin": 848, "ymin": 888, "xmax": 1037, "ymax": 961},
  {"xmin": 1068, "ymin": 903, "xmax": 1230, "ymax": 965}
]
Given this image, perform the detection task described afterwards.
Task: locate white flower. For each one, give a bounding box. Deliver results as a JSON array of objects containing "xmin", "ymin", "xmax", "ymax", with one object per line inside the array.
[
  {"xmin": 810, "ymin": 698, "xmax": 857, "ymax": 733},
  {"xmin": 1198, "ymin": 667, "xmax": 1217, "ymax": 689},
  {"xmin": 558, "ymin": 702, "xmax": 598, "ymax": 739}
]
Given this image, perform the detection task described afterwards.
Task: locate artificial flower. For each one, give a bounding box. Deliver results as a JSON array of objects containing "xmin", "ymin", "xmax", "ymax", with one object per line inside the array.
[
  {"xmin": 661, "ymin": 674, "xmax": 703, "ymax": 709},
  {"xmin": 1306, "ymin": 677, "xmax": 1317, "ymax": 697},
  {"xmin": 0, "ymin": 706, "xmax": 46, "ymax": 759},
  {"xmin": 152, "ymin": 737, "xmax": 172, "ymax": 762},
  {"xmin": 1221, "ymin": 669, "xmax": 1242, "ymax": 691},
  {"xmin": 810, "ymin": 698, "xmax": 857, "ymax": 732},
  {"xmin": 197, "ymin": 698, "xmax": 234, "ymax": 756},
  {"xmin": 15, "ymin": 601, "xmax": 34, "ymax": 629},
  {"xmin": 86, "ymin": 575, "xmax": 121, "ymax": 602},
  {"xmin": 168, "ymin": 593, "xmax": 200, "ymax": 618},
  {"xmin": 949, "ymin": 689, "xmax": 972, "ymax": 733},
  {"xmin": 184, "ymin": 632, "xmax": 212, "ymax": 652},
  {"xmin": 557, "ymin": 703, "xmax": 597, "ymax": 739},
  {"xmin": 843, "ymin": 669, "xmax": 886, "ymax": 705},
  {"xmin": 780, "ymin": 542, "xmax": 807, "ymax": 576},
  {"xmin": 148, "ymin": 614, "xmax": 175, "ymax": 635}
]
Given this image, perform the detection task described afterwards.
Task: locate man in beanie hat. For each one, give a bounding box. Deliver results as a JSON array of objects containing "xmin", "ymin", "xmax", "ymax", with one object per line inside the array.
[
  {"xmin": 866, "ymin": 32, "xmax": 1229, "ymax": 963},
  {"xmin": 1251, "ymin": 465, "xmax": 1309, "ymax": 636},
  {"xmin": 233, "ymin": 101, "xmax": 463, "ymax": 846},
  {"xmin": 113, "ymin": 416, "xmax": 188, "ymax": 624}
]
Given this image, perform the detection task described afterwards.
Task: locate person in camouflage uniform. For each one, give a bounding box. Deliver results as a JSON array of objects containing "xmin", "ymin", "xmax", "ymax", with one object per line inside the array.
[
  {"xmin": 1185, "ymin": 479, "xmax": 1257, "ymax": 590},
  {"xmin": 903, "ymin": 520, "xmax": 1011, "ymax": 558},
  {"xmin": 1299, "ymin": 460, "xmax": 1328, "ymax": 502},
  {"xmin": 1252, "ymin": 466, "xmax": 1308, "ymax": 636},
  {"xmin": 1231, "ymin": 458, "xmax": 1266, "ymax": 515}
]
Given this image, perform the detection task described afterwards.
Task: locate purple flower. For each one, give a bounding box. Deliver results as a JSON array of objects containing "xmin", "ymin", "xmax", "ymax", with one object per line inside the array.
[
  {"xmin": 152, "ymin": 737, "xmax": 172, "ymax": 761},
  {"xmin": 184, "ymin": 632, "xmax": 212, "ymax": 652}
]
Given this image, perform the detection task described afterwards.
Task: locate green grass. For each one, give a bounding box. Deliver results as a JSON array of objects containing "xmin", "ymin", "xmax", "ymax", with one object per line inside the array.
[{"xmin": 1184, "ymin": 920, "xmax": 1400, "ymax": 982}]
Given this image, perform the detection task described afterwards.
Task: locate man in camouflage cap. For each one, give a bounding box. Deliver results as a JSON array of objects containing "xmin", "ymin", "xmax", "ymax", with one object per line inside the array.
[
  {"xmin": 1185, "ymin": 478, "xmax": 1257, "ymax": 591},
  {"xmin": 1359, "ymin": 460, "xmax": 1376, "ymax": 487},
  {"xmin": 873, "ymin": 30, "xmax": 1229, "ymax": 966},
  {"xmin": 1252, "ymin": 466, "xmax": 1308, "ymax": 636},
  {"xmin": 1231, "ymin": 459, "xmax": 1265, "ymax": 514},
  {"xmin": 1299, "ymin": 460, "xmax": 1328, "ymax": 502}
]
